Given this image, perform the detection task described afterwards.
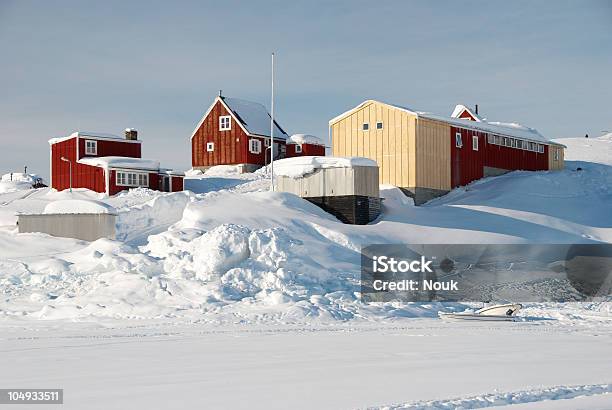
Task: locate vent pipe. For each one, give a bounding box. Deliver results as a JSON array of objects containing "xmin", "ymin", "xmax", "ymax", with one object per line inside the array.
[{"xmin": 475, "ymin": 104, "xmax": 479, "ymax": 115}]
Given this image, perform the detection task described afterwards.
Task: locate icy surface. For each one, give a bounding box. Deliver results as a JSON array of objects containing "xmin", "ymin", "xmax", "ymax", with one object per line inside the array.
[
  {"xmin": 43, "ymin": 199, "xmax": 116, "ymax": 215},
  {"xmin": 272, "ymin": 155, "xmax": 378, "ymax": 178}
]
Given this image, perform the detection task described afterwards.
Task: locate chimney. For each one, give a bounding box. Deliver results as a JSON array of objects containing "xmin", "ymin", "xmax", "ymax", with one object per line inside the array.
[
  {"xmin": 475, "ymin": 104, "xmax": 479, "ymax": 115},
  {"xmin": 125, "ymin": 128, "xmax": 138, "ymax": 140},
  {"xmin": 219, "ymin": 89, "xmax": 223, "ymax": 97}
]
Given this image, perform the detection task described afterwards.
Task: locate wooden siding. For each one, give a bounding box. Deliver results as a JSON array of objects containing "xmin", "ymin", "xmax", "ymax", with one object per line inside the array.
[
  {"xmin": 286, "ymin": 143, "xmax": 326, "ymax": 157},
  {"xmin": 51, "ymin": 138, "xmax": 106, "ymax": 193},
  {"xmin": 170, "ymin": 175, "xmax": 184, "ymax": 192},
  {"xmin": 415, "ymin": 118, "xmax": 452, "ymax": 190},
  {"xmin": 548, "ymin": 146, "xmax": 565, "ymax": 170},
  {"xmin": 330, "ymin": 101, "xmax": 415, "ymax": 188},
  {"xmin": 192, "ymin": 100, "xmax": 248, "ymax": 167},
  {"xmin": 78, "ymin": 138, "xmax": 141, "ymax": 160}
]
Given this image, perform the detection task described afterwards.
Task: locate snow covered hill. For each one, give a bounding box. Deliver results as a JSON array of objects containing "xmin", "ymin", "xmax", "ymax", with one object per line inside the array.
[
  {"xmin": 0, "ymin": 134, "xmax": 610, "ymax": 409},
  {"xmin": 0, "ymin": 135, "xmax": 611, "ymax": 322}
]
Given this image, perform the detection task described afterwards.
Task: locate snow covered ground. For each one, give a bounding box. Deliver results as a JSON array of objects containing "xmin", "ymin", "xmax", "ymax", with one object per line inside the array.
[{"xmin": 0, "ymin": 135, "xmax": 610, "ymax": 408}]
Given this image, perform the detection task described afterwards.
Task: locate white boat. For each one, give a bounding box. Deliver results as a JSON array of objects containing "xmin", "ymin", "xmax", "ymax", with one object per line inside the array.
[{"xmin": 439, "ymin": 303, "xmax": 523, "ymax": 322}]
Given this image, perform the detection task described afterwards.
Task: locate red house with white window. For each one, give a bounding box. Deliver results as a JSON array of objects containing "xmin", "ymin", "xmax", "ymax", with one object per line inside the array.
[
  {"xmin": 193, "ymin": 95, "xmax": 319, "ymax": 172},
  {"xmin": 49, "ymin": 129, "xmax": 183, "ymax": 196},
  {"xmin": 286, "ymin": 134, "xmax": 326, "ymax": 157}
]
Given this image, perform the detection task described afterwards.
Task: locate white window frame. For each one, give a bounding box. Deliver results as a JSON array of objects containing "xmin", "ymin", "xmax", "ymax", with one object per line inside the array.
[
  {"xmin": 206, "ymin": 142, "xmax": 214, "ymax": 152},
  {"xmin": 264, "ymin": 138, "xmax": 271, "ymax": 147},
  {"xmin": 516, "ymin": 140, "xmax": 522, "ymax": 149},
  {"xmin": 219, "ymin": 115, "xmax": 231, "ymax": 131},
  {"xmin": 138, "ymin": 173, "xmax": 149, "ymax": 187},
  {"xmin": 249, "ymin": 139, "xmax": 262, "ymax": 154},
  {"xmin": 455, "ymin": 132, "xmax": 463, "ymax": 148},
  {"xmin": 472, "ymin": 135, "xmax": 479, "ymax": 151},
  {"xmin": 495, "ymin": 135, "xmax": 502, "ymax": 145},
  {"xmin": 295, "ymin": 144, "xmax": 302, "ymax": 154},
  {"xmin": 85, "ymin": 140, "xmax": 97, "ymax": 155},
  {"xmin": 487, "ymin": 134, "xmax": 495, "ymax": 144},
  {"xmin": 538, "ymin": 144, "xmax": 545, "ymax": 153},
  {"xmin": 376, "ymin": 122, "xmax": 383, "ymax": 130},
  {"xmin": 553, "ymin": 149, "xmax": 559, "ymax": 161},
  {"xmin": 116, "ymin": 171, "xmax": 149, "ymax": 187},
  {"xmin": 362, "ymin": 123, "xmax": 369, "ymax": 131}
]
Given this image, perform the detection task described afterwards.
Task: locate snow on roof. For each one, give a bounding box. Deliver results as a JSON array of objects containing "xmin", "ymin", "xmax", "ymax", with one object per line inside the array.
[
  {"xmin": 49, "ymin": 131, "xmax": 142, "ymax": 145},
  {"xmin": 450, "ymin": 104, "xmax": 483, "ymax": 122},
  {"xmin": 273, "ymin": 156, "xmax": 377, "ymax": 179},
  {"xmin": 221, "ymin": 97, "xmax": 289, "ymax": 140},
  {"xmin": 78, "ymin": 156, "xmax": 160, "ymax": 171},
  {"xmin": 287, "ymin": 134, "xmax": 324, "ymax": 146},
  {"xmin": 330, "ymin": 100, "xmax": 564, "ymax": 147},
  {"xmin": 43, "ymin": 199, "xmax": 116, "ymax": 215}
]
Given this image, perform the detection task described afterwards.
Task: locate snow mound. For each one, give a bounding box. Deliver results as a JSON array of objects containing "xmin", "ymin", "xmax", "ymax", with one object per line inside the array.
[
  {"xmin": 287, "ymin": 134, "xmax": 324, "ymax": 145},
  {"xmin": 43, "ymin": 199, "xmax": 116, "ymax": 215},
  {"xmin": 273, "ymin": 156, "xmax": 377, "ymax": 178},
  {"xmin": 203, "ymin": 165, "xmax": 243, "ymax": 176},
  {"xmin": 0, "ymin": 173, "xmax": 41, "ymax": 193}
]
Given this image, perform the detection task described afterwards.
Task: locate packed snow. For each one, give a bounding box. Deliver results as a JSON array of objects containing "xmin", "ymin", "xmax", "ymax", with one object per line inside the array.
[
  {"xmin": 78, "ymin": 156, "xmax": 160, "ymax": 171},
  {"xmin": 48, "ymin": 131, "xmax": 141, "ymax": 145},
  {"xmin": 0, "ymin": 134, "xmax": 610, "ymax": 409},
  {"xmin": 287, "ymin": 133, "xmax": 325, "ymax": 145},
  {"xmin": 42, "ymin": 199, "xmax": 116, "ymax": 215},
  {"xmin": 0, "ymin": 172, "xmax": 42, "ymax": 193},
  {"xmin": 272, "ymin": 155, "xmax": 378, "ymax": 178}
]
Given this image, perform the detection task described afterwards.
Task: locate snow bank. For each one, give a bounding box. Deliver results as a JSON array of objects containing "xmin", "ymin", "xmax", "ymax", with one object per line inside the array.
[
  {"xmin": 43, "ymin": 199, "xmax": 116, "ymax": 215},
  {"xmin": 0, "ymin": 173, "xmax": 41, "ymax": 194},
  {"xmin": 203, "ymin": 165, "xmax": 243, "ymax": 176},
  {"xmin": 78, "ymin": 156, "xmax": 160, "ymax": 171},
  {"xmin": 273, "ymin": 156, "xmax": 378, "ymax": 178},
  {"xmin": 287, "ymin": 134, "xmax": 324, "ymax": 145}
]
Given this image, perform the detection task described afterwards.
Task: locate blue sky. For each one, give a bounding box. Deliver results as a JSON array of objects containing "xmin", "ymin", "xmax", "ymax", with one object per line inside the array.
[{"xmin": 1, "ymin": 0, "xmax": 611, "ymax": 178}]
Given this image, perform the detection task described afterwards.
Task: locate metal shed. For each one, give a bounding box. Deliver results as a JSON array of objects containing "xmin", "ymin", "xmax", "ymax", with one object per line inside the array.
[{"xmin": 275, "ymin": 157, "xmax": 380, "ymax": 225}]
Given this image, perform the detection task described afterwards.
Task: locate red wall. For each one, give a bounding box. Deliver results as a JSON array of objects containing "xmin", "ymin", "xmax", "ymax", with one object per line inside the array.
[
  {"xmin": 78, "ymin": 138, "xmax": 141, "ymax": 160},
  {"xmin": 51, "ymin": 138, "xmax": 105, "ymax": 193},
  {"xmin": 192, "ymin": 100, "xmax": 288, "ymax": 168},
  {"xmin": 171, "ymin": 176, "xmax": 184, "ymax": 192},
  {"xmin": 458, "ymin": 110, "xmax": 477, "ymax": 121},
  {"xmin": 192, "ymin": 100, "xmax": 249, "ymax": 167},
  {"xmin": 450, "ymin": 126, "xmax": 550, "ymax": 188},
  {"xmin": 108, "ymin": 170, "xmax": 160, "ymax": 196},
  {"xmin": 286, "ymin": 143, "xmax": 326, "ymax": 157}
]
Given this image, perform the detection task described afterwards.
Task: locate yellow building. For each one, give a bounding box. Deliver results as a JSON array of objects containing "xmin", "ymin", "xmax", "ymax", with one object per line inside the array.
[{"xmin": 329, "ymin": 100, "xmax": 565, "ymax": 204}]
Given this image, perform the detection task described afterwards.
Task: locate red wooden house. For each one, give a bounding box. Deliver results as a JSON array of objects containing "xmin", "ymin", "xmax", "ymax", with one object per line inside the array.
[
  {"xmin": 49, "ymin": 129, "xmax": 183, "ymax": 196},
  {"xmin": 450, "ymin": 104, "xmax": 484, "ymax": 122},
  {"xmin": 192, "ymin": 95, "xmax": 304, "ymax": 172},
  {"xmin": 286, "ymin": 134, "xmax": 326, "ymax": 157}
]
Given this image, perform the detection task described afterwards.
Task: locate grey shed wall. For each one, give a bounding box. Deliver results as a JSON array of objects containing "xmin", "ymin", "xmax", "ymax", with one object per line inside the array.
[
  {"xmin": 275, "ymin": 166, "xmax": 380, "ymax": 224},
  {"xmin": 275, "ymin": 166, "xmax": 379, "ymax": 198},
  {"xmin": 18, "ymin": 213, "xmax": 116, "ymax": 241}
]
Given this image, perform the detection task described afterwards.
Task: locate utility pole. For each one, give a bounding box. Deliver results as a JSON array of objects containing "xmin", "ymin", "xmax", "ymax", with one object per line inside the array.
[
  {"xmin": 270, "ymin": 52, "xmax": 275, "ymax": 192},
  {"xmin": 60, "ymin": 157, "xmax": 72, "ymax": 193}
]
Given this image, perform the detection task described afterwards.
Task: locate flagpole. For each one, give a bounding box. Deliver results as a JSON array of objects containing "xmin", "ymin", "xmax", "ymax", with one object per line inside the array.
[{"xmin": 270, "ymin": 52, "xmax": 275, "ymax": 192}]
